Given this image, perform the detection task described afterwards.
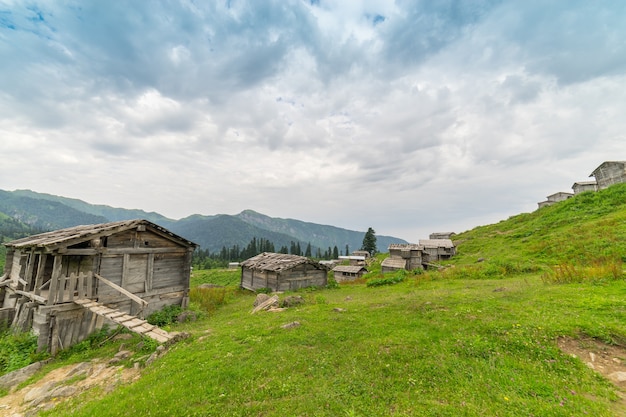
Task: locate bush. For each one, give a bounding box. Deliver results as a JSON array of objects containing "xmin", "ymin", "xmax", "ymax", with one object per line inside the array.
[
  {"xmin": 147, "ymin": 305, "xmax": 183, "ymax": 327},
  {"xmin": 0, "ymin": 331, "xmax": 43, "ymax": 375}
]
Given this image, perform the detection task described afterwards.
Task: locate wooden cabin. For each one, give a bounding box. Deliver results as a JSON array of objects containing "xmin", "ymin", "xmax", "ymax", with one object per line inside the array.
[
  {"xmin": 240, "ymin": 252, "xmax": 327, "ymax": 292},
  {"xmin": 537, "ymin": 192, "xmax": 574, "ymax": 209},
  {"xmin": 572, "ymin": 181, "xmax": 598, "ymax": 194},
  {"xmin": 0, "ymin": 220, "xmax": 197, "ymax": 354},
  {"xmin": 332, "ymin": 265, "xmax": 368, "ymax": 282},
  {"xmin": 381, "ymin": 257, "xmax": 408, "ymax": 273},
  {"xmin": 351, "ymin": 250, "xmax": 371, "ymax": 259},
  {"xmin": 388, "ymin": 244, "xmax": 424, "ymax": 270},
  {"xmin": 419, "ymin": 239, "xmax": 456, "ymax": 263},
  {"xmin": 590, "ymin": 161, "xmax": 626, "ymax": 190}
]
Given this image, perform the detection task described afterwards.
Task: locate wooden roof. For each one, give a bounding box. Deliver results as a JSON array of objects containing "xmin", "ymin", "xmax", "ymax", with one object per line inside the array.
[
  {"xmin": 590, "ymin": 161, "xmax": 626, "ymax": 176},
  {"xmin": 5, "ymin": 219, "xmax": 197, "ymax": 250},
  {"xmin": 332, "ymin": 265, "xmax": 367, "ymax": 274},
  {"xmin": 381, "ymin": 258, "xmax": 407, "ymax": 268},
  {"xmin": 240, "ymin": 252, "xmax": 323, "ymax": 272},
  {"xmin": 388, "ymin": 243, "xmax": 423, "ymax": 251},
  {"xmin": 418, "ymin": 239, "xmax": 455, "ymax": 249}
]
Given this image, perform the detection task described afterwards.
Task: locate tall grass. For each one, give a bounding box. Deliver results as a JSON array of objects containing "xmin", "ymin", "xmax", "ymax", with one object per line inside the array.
[
  {"xmin": 542, "ymin": 257, "xmax": 624, "ymax": 284},
  {"xmin": 189, "ymin": 286, "xmax": 234, "ymax": 313}
]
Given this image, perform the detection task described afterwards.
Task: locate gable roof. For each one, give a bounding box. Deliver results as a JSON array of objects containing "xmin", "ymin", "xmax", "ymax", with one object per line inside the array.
[
  {"xmin": 388, "ymin": 243, "xmax": 423, "ymax": 251},
  {"xmin": 5, "ymin": 219, "xmax": 197, "ymax": 250},
  {"xmin": 590, "ymin": 161, "xmax": 626, "ymax": 177},
  {"xmin": 418, "ymin": 239, "xmax": 455, "ymax": 249},
  {"xmin": 240, "ymin": 252, "xmax": 323, "ymax": 272},
  {"xmin": 381, "ymin": 257, "xmax": 407, "ymax": 268},
  {"xmin": 332, "ymin": 265, "xmax": 367, "ymax": 274}
]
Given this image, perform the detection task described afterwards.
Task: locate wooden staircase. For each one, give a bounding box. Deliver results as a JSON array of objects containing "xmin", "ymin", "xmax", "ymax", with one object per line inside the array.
[{"xmin": 74, "ymin": 299, "xmax": 174, "ymax": 343}]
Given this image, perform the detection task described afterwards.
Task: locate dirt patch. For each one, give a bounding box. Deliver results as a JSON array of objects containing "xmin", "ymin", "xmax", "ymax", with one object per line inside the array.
[
  {"xmin": 558, "ymin": 336, "xmax": 626, "ymax": 412},
  {"xmin": 0, "ymin": 360, "xmax": 140, "ymax": 416}
]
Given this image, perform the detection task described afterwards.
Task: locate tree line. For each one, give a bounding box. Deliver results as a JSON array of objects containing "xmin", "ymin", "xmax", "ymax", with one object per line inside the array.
[
  {"xmin": 192, "ymin": 237, "xmax": 349, "ymax": 269},
  {"xmin": 192, "ymin": 227, "xmax": 377, "ymax": 270}
]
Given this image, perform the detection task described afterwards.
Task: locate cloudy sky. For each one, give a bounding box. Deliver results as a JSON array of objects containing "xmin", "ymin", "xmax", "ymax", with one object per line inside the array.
[{"xmin": 1, "ymin": 1, "xmax": 625, "ymax": 241}]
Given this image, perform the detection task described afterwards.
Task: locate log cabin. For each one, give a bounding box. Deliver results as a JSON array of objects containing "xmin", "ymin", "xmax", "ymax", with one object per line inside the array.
[
  {"xmin": 590, "ymin": 161, "xmax": 626, "ymax": 190},
  {"xmin": 240, "ymin": 252, "xmax": 327, "ymax": 292},
  {"xmin": 0, "ymin": 219, "xmax": 197, "ymax": 354}
]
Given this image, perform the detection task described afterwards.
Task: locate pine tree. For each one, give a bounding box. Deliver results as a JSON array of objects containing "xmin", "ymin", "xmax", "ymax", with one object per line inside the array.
[{"xmin": 361, "ymin": 227, "xmax": 377, "ymax": 255}]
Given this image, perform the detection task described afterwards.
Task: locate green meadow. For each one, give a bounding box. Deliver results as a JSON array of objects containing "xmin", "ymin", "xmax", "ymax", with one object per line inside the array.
[{"xmin": 9, "ymin": 183, "xmax": 626, "ymax": 416}]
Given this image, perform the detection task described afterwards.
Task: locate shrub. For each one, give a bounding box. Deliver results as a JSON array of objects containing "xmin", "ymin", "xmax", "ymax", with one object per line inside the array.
[
  {"xmin": 0, "ymin": 331, "xmax": 42, "ymax": 375},
  {"xmin": 147, "ymin": 305, "xmax": 183, "ymax": 327}
]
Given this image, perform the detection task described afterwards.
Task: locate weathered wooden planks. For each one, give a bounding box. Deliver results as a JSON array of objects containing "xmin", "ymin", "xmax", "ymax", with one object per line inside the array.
[{"xmin": 74, "ymin": 299, "xmax": 174, "ymax": 343}]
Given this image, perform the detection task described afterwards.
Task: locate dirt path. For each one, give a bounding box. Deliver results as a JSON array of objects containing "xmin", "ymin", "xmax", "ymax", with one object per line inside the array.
[{"xmin": 558, "ymin": 336, "xmax": 626, "ymax": 414}]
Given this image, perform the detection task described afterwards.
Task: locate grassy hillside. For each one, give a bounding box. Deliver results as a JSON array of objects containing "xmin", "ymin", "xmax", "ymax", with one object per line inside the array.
[
  {"xmin": 447, "ymin": 183, "xmax": 626, "ymax": 277},
  {"xmin": 25, "ymin": 183, "xmax": 626, "ymax": 416}
]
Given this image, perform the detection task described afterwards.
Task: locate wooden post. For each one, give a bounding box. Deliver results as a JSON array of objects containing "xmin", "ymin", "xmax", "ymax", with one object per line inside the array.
[
  {"xmin": 47, "ymin": 256, "xmax": 63, "ymax": 306},
  {"xmin": 34, "ymin": 254, "xmax": 46, "ymax": 296}
]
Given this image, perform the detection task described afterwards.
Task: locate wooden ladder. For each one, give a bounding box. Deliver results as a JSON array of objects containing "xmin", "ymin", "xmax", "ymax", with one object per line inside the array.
[{"xmin": 74, "ymin": 299, "xmax": 174, "ymax": 343}]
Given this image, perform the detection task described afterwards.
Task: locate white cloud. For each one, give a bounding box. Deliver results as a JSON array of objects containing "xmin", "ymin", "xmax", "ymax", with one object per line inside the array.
[{"xmin": 1, "ymin": 1, "xmax": 625, "ymax": 242}]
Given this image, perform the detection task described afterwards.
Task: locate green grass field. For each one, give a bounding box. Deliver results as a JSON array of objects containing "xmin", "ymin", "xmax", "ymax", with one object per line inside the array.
[
  {"xmin": 39, "ymin": 272, "xmax": 626, "ymax": 416},
  {"xmin": 9, "ymin": 183, "xmax": 626, "ymax": 416}
]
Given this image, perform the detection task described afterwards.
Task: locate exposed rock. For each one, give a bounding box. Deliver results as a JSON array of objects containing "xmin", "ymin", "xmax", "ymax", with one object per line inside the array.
[
  {"xmin": 333, "ymin": 308, "xmax": 347, "ymax": 313},
  {"xmin": 0, "ymin": 360, "xmax": 49, "ymax": 392},
  {"xmin": 108, "ymin": 350, "xmax": 132, "ymax": 365},
  {"xmin": 281, "ymin": 321, "xmax": 301, "ymax": 329},
  {"xmin": 609, "ymin": 371, "xmax": 626, "ymax": 383},
  {"xmin": 280, "ymin": 295, "xmax": 304, "ymax": 308},
  {"xmin": 177, "ymin": 310, "xmax": 198, "ymax": 323},
  {"xmin": 23, "ymin": 381, "xmax": 58, "ymax": 403},
  {"xmin": 251, "ymin": 295, "xmax": 279, "ymax": 314},
  {"xmin": 113, "ymin": 333, "xmax": 134, "ymax": 341},
  {"xmin": 253, "ymin": 293, "xmax": 271, "ymax": 307}
]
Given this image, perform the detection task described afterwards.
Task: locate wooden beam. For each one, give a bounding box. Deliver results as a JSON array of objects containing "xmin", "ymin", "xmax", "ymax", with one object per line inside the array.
[
  {"xmin": 94, "ymin": 273, "xmax": 148, "ymax": 308},
  {"xmin": 14, "ymin": 290, "xmax": 47, "ymax": 304}
]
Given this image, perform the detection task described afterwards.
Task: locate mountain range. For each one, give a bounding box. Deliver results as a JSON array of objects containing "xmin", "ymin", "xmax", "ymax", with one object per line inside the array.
[{"xmin": 0, "ymin": 189, "xmax": 407, "ymax": 253}]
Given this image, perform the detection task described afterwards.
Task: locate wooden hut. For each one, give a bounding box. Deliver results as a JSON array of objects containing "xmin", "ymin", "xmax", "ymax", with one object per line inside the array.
[
  {"xmin": 418, "ymin": 239, "xmax": 456, "ymax": 263},
  {"xmin": 332, "ymin": 265, "xmax": 368, "ymax": 282},
  {"xmin": 381, "ymin": 257, "xmax": 408, "ymax": 273},
  {"xmin": 388, "ymin": 244, "xmax": 424, "ymax": 270},
  {"xmin": 0, "ymin": 220, "xmax": 197, "ymax": 354},
  {"xmin": 240, "ymin": 252, "xmax": 327, "ymax": 292},
  {"xmin": 590, "ymin": 161, "xmax": 626, "ymax": 190},
  {"xmin": 537, "ymin": 192, "xmax": 574, "ymax": 209},
  {"xmin": 572, "ymin": 181, "xmax": 598, "ymax": 194}
]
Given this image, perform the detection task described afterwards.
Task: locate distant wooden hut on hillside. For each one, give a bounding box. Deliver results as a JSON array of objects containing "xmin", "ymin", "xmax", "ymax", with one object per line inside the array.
[
  {"xmin": 387, "ymin": 244, "xmax": 424, "ymax": 270},
  {"xmin": 571, "ymin": 181, "xmax": 598, "ymax": 194},
  {"xmin": 590, "ymin": 161, "xmax": 626, "ymax": 190},
  {"xmin": 537, "ymin": 192, "xmax": 574, "ymax": 209},
  {"xmin": 0, "ymin": 220, "xmax": 197, "ymax": 354},
  {"xmin": 240, "ymin": 252, "xmax": 327, "ymax": 292},
  {"xmin": 418, "ymin": 239, "xmax": 456, "ymax": 263},
  {"xmin": 332, "ymin": 265, "xmax": 368, "ymax": 282}
]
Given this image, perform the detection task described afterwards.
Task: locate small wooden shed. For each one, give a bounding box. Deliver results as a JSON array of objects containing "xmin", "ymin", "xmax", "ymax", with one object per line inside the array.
[
  {"xmin": 0, "ymin": 220, "xmax": 197, "ymax": 354},
  {"xmin": 388, "ymin": 244, "xmax": 424, "ymax": 270},
  {"xmin": 419, "ymin": 239, "xmax": 456, "ymax": 262},
  {"xmin": 332, "ymin": 265, "xmax": 368, "ymax": 282},
  {"xmin": 572, "ymin": 181, "xmax": 598, "ymax": 194},
  {"xmin": 590, "ymin": 161, "xmax": 626, "ymax": 190},
  {"xmin": 240, "ymin": 252, "xmax": 327, "ymax": 292}
]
